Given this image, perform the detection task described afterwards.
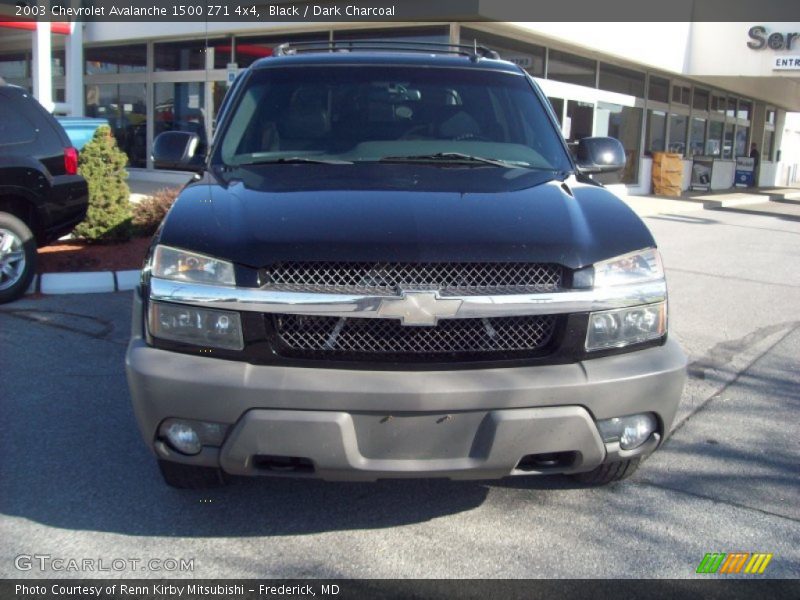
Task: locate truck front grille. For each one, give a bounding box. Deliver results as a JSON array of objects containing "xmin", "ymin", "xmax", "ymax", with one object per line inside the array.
[
  {"xmin": 273, "ymin": 314, "xmax": 558, "ymax": 360},
  {"xmin": 262, "ymin": 262, "xmax": 562, "ymax": 296}
]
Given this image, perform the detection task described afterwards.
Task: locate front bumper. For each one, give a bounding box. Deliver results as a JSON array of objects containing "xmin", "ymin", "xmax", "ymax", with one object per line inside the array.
[
  {"xmin": 126, "ymin": 292, "xmax": 687, "ymax": 481},
  {"xmin": 126, "ymin": 345, "xmax": 686, "ymax": 480}
]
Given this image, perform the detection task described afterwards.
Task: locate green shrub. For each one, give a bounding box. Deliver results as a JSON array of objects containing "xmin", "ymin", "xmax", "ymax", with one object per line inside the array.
[
  {"xmin": 72, "ymin": 125, "xmax": 132, "ymax": 242},
  {"xmin": 132, "ymin": 187, "xmax": 180, "ymax": 236}
]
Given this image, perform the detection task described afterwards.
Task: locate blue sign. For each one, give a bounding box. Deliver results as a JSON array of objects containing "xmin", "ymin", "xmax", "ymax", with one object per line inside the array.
[{"xmin": 735, "ymin": 157, "xmax": 755, "ymax": 187}]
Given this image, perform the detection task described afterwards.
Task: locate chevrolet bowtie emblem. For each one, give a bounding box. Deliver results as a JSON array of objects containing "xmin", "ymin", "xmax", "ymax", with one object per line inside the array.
[{"xmin": 377, "ymin": 291, "xmax": 463, "ymax": 326}]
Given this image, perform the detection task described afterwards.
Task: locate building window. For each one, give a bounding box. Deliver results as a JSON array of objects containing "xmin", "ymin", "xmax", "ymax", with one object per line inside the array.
[
  {"xmin": 547, "ymin": 97, "xmax": 564, "ymax": 126},
  {"xmin": 52, "ymin": 50, "xmax": 66, "ymax": 77},
  {"xmin": 689, "ymin": 117, "xmax": 706, "ymax": 156},
  {"xmin": 154, "ymin": 81, "xmax": 208, "ymax": 145},
  {"xmin": 336, "ymin": 25, "xmax": 449, "ymax": 44},
  {"xmin": 710, "ymin": 93, "xmax": 726, "ymax": 115},
  {"xmin": 735, "ymin": 126, "xmax": 750, "ymax": 157},
  {"xmin": 692, "ymin": 88, "xmax": 709, "ymax": 112},
  {"xmin": 233, "ymin": 32, "xmax": 329, "ymax": 68},
  {"xmin": 564, "ymin": 100, "xmax": 594, "ymax": 144},
  {"xmin": 672, "ymin": 85, "xmax": 690, "ymax": 105},
  {"xmin": 645, "ymin": 109, "xmax": 667, "ymax": 155},
  {"xmin": 154, "ymin": 39, "xmax": 231, "ymax": 71},
  {"xmin": 547, "ymin": 49, "xmax": 596, "ymax": 88},
  {"xmin": 647, "ymin": 75, "xmax": 669, "ymax": 103},
  {"xmin": 0, "ymin": 52, "xmax": 28, "ymax": 79},
  {"xmin": 595, "ymin": 102, "xmax": 642, "ymax": 184},
  {"xmin": 722, "ymin": 123, "xmax": 734, "ymax": 159},
  {"xmin": 726, "ymin": 97, "xmax": 737, "ymax": 119},
  {"xmin": 764, "ymin": 108, "xmax": 776, "ymax": 161},
  {"xmin": 737, "ymin": 100, "xmax": 752, "ymax": 121},
  {"xmin": 85, "ymin": 83, "xmax": 147, "ymax": 167},
  {"xmin": 764, "ymin": 129, "xmax": 775, "ymax": 161},
  {"xmin": 706, "ymin": 121, "xmax": 723, "ymax": 157},
  {"xmin": 668, "ymin": 114, "xmax": 687, "ymax": 154},
  {"xmin": 85, "ymin": 45, "xmax": 146, "ymax": 74},
  {"xmin": 459, "ymin": 28, "xmax": 544, "ymax": 76},
  {"xmin": 598, "ymin": 63, "xmax": 645, "ymax": 97}
]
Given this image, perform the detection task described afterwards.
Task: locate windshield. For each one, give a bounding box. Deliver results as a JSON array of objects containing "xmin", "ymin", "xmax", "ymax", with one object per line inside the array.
[{"xmin": 215, "ymin": 65, "xmax": 572, "ymax": 171}]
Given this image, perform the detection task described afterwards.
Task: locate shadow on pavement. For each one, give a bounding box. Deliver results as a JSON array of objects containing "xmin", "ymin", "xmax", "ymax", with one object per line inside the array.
[
  {"xmin": 0, "ymin": 368, "xmax": 499, "ymax": 537},
  {"xmin": 645, "ymin": 213, "xmax": 719, "ymax": 225},
  {"xmin": 0, "ymin": 296, "xmax": 601, "ymax": 539},
  {"xmin": 2, "ymin": 294, "xmax": 798, "ymax": 543},
  {"xmin": 708, "ymin": 203, "xmax": 800, "ymax": 223}
]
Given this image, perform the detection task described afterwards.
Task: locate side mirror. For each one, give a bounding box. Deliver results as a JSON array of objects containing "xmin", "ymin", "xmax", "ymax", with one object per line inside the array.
[
  {"xmin": 152, "ymin": 131, "xmax": 202, "ymax": 171},
  {"xmin": 575, "ymin": 137, "xmax": 626, "ymax": 174}
]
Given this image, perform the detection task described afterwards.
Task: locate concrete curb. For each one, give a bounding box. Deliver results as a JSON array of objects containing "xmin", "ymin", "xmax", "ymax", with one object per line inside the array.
[
  {"xmin": 659, "ymin": 187, "xmax": 800, "ymax": 210},
  {"xmin": 27, "ymin": 270, "xmax": 140, "ymax": 296},
  {"xmin": 621, "ymin": 187, "xmax": 800, "ymax": 217}
]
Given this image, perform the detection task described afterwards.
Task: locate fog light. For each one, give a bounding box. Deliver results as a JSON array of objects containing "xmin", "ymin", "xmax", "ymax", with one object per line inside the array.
[
  {"xmin": 597, "ymin": 413, "xmax": 657, "ymax": 450},
  {"xmin": 158, "ymin": 418, "xmax": 229, "ymax": 455},
  {"xmin": 162, "ymin": 421, "xmax": 202, "ymax": 455}
]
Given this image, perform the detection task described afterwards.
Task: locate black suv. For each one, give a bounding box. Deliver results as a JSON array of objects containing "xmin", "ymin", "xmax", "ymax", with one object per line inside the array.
[
  {"xmin": 0, "ymin": 81, "xmax": 88, "ymax": 302},
  {"xmin": 126, "ymin": 42, "xmax": 687, "ymax": 489}
]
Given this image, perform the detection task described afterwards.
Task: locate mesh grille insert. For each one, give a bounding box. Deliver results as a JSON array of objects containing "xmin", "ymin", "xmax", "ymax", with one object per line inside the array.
[
  {"xmin": 262, "ymin": 262, "xmax": 562, "ymax": 296},
  {"xmin": 274, "ymin": 314, "xmax": 557, "ymax": 357}
]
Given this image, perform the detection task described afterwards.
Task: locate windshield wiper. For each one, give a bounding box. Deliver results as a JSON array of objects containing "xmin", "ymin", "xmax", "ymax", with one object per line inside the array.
[
  {"xmin": 378, "ymin": 152, "xmax": 525, "ymax": 168},
  {"xmin": 237, "ymin": 156, "xmax": 354, "ymax": 165}
]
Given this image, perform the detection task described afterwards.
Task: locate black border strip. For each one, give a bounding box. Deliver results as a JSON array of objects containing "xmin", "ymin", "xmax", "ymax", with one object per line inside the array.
[
  {"xmin": 3, "ymin": 579, "xmax": 799, "ymax": 600},
  {"xmin": 3, "ymin": 0, "xmax": 799, "ymax": 23}
]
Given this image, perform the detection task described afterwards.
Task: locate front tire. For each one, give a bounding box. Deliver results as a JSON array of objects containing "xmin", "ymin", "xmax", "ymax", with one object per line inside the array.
[
  {"xmin": 570, "ymin": 458, "xmax": 641, "ymax": 486},
  {"xmin": 0, "ymin": 212, "xmax": 37, "ymax": 304},
  {"xmin": 158, "ymin": 460, "xmax": 227, "ymax": 489}
]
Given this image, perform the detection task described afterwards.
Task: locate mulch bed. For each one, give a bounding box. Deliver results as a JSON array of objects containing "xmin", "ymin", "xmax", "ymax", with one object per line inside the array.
[{"xmin": 37, "ymin": 237, "xmax": 152, "ymax": 273}]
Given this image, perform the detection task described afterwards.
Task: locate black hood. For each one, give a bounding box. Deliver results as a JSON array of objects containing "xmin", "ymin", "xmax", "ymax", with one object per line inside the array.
[{"xmin": 159, "ymin": 163, "xmax": 654, "ymax": 270}]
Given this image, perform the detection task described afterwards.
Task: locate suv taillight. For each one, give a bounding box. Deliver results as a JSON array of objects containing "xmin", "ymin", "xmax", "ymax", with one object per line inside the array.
[{"xmin": 64, "ymin": 147, "xmax": 79, "ymax": 175}]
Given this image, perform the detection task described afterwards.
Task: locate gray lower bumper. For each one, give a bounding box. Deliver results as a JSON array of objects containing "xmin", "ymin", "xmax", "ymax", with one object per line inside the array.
[
  {"xmin": 218, "ymin": 406, "xmax": 609, "ymax": 480},
  {"xmin": 126, "ymin": 293, "xmax": 687, "ymax": 481},
  {"xmin": 127, "ymin": 337, "xmax": 685, "ymax": 480}
]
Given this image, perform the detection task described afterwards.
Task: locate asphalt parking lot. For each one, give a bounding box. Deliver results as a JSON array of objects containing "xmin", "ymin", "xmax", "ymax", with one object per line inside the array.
[{"xmin": 1, "ymin": 202, "xmax": 798, "ymax": 579}]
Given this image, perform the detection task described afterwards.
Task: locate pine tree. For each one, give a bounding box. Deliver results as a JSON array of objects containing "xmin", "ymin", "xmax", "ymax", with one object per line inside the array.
[{"xmin": 73, "ymin": 125, "xmax": 132, "ymax": 242}]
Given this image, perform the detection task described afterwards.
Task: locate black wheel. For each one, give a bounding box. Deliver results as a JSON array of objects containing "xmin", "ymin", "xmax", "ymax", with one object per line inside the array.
[
  {"xmin": 0, "ymin": 212, "xmax": 37, "ymax": 304},
  {"xmin": 570, "ymin": 458, "xmax": 641, "ymax": 486},
  {"xmin": 157, "ymin": 460, "xmax": 227, "ymax": 489}
]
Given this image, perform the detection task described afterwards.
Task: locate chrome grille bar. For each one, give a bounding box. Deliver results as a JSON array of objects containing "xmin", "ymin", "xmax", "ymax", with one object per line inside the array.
[{"xmin": 150, "ymin": 277, "xmax": 667, "ymax": 321}]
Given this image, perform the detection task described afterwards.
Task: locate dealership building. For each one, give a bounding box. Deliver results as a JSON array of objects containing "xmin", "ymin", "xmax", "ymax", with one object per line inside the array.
[{"xmin": 1, "ymin": 19, "xmax": 799, "ymax": 194}]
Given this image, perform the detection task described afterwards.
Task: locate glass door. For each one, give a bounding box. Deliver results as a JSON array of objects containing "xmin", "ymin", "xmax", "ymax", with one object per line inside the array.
[
  {"xmin": 154, "ymin": 81, "xmax": 208, "ymax": 157},
  {"xmin": 565, "ymin": 100, "xmax": 594, "ymax": 151}
]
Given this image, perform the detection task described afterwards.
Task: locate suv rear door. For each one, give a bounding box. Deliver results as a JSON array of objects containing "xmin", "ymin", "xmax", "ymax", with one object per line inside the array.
[{"xmin": 0, "ymin": 86, "xmax": 88, "ymax": 238}]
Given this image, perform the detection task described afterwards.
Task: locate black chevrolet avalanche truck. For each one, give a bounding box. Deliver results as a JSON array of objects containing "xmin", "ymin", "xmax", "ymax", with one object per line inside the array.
[
  {"xmin": 125, "ymin": 42, "xmax": 687, "ymax": 489},
  {"xmin": 0, "ymin": 81, "xmax": 88, "ymax": 303}
]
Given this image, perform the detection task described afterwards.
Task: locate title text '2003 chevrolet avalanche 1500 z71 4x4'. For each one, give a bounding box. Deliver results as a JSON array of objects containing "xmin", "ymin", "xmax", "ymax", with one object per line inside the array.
[{"xmin": 126, "ymin": 41, "xmax": 687, "ymax": 489}]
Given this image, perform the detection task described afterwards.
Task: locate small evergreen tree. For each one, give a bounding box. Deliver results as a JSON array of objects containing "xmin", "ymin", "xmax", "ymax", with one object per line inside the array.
[{"xmin": 73, "ymin": 125, "xmax": 132, "ymax": 242}]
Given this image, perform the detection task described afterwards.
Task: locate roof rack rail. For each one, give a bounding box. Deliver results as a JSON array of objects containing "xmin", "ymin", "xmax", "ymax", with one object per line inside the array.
[{"xmin": 273, "ymin": 40, "xmax": 500, "ymax": 61}]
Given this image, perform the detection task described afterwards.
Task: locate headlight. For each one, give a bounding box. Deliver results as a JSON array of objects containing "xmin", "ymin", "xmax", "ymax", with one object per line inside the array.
[
  {"xmin": 593, "ymin": 248, "xmax": 663, "ymax": 287},
  {"xmin": 152, "ymin": 245, "xmax": 235, "ymax": 286},
  {"xmin": 583, "ymin": 248, "xmax": 668, "ymax": 351},
  {"xmin": 148, "ymin": 301, "xmax": 244, "ymax": 350},
  {"xmin": 586, "ymin": 302, "xmax": 666, "ymax": 351}
]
